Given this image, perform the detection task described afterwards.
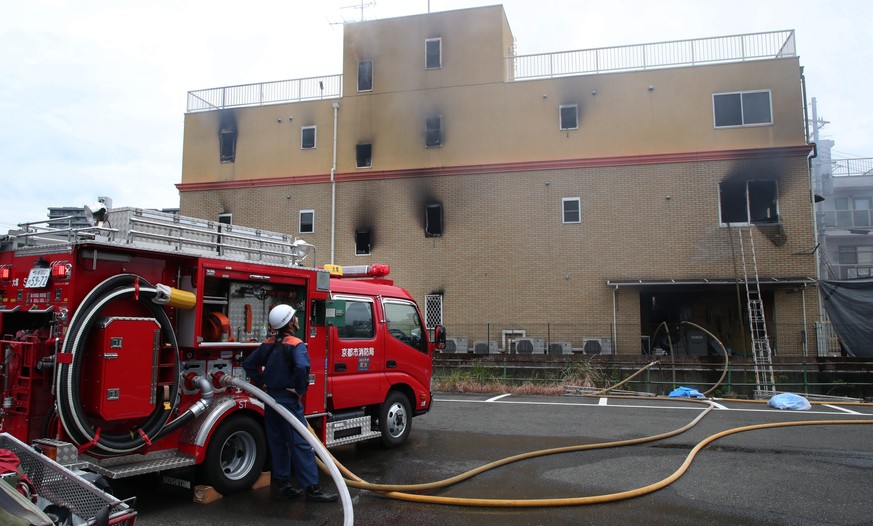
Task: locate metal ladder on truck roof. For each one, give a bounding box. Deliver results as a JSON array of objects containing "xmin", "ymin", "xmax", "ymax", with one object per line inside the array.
[{"xmin": 736, "ymin": 225, "xmax": 776, "ymax": 397}]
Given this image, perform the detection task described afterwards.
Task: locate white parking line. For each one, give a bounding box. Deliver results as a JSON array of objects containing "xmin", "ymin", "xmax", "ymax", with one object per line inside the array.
[
  {"xmin": 434, "ymin": 395, "xmax": 869, "ymax": 417},
  {"xmin": 824, "ymin": 404, "xmax": 863, "ymax": 415}
]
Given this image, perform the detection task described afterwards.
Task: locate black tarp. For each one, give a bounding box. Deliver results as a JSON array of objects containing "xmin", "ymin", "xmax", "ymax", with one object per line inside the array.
[{"xmin": 819, "ymin": 278, "xmax": 873, "ymax": 357}]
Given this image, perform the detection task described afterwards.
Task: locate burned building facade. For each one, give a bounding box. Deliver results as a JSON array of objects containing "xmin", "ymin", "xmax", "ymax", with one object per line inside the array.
[{"xmin": 178, "ymin": 6, "xmax": 820, "ymax": 357}]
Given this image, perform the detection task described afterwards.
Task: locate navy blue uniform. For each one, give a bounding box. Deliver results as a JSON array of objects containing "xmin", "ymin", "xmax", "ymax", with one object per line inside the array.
[{"xmin": 243, "ymin": 332, "xmax": 317, "ymax": 488}]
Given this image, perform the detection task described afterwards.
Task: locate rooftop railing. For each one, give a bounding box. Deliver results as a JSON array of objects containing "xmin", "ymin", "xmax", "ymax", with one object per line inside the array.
[
  {"xmin": 832, "ymin": 158, "xmax": 873, "ymax": 177},
  {"xmin": 186, "ymin": 30, "xmax": 796, "ymax": 112},
  {"xmin": 187, "ymin": 74, "xmax": 342, "ymax": 113},
  {"xmin": 507, "ymin": 30, "xmax": 795, "ymax": 81}
]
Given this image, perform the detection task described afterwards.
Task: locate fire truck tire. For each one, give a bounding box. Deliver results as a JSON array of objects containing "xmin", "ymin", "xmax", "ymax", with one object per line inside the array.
[
  {"xmin": 201, "ymin": 414, "xmax": 266, "ymax": 495},
  {"xmin": 378, "ymin": 391, "xmax": 412, "ymax": 448}
]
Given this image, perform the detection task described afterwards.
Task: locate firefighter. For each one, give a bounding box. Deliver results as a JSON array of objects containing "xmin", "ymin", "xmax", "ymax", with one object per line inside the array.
[{"xmin": 243, "ymin": 304, "xmax": 338, "ymax": 503}]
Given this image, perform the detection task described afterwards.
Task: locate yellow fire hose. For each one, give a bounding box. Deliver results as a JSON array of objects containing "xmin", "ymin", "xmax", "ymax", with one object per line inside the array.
[{"xmin": 310, "ymin": 341, "xmax": 873, "ymax": 508}]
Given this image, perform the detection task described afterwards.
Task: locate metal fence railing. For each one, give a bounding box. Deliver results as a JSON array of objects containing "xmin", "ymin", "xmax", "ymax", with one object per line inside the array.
[
  {"xmin": 187, "ymin": 31, "xmax": 795, "ymax": 112},
  {"xmin": 507, "ymin": 30, "xmax": 795, "ymax": 81},
  {"xmin": 438, "ymin": 321, "xmax": 845, "ymax": 358},
  {"xmin": 187, "ymin": 74, "xmax": 343, "ymax": 112},
  {"xmin": 832, "ymin": 157, "xmax": 873, "ymax": 177}
]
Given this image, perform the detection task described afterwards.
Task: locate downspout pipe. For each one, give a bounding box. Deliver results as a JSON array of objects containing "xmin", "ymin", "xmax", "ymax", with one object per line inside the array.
[{"xmin": 330, "ymin": 102, "xmax": 339, "ymax": 265}]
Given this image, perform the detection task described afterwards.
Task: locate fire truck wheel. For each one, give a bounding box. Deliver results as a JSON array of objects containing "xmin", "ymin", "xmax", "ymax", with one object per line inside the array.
[
  {"xmin": 378, "ymin": 391, "xmax": 411, "ymax": 448},
  {"xmin": 201, "ymin": 414, "xmax": 266, "ymax": 495}
]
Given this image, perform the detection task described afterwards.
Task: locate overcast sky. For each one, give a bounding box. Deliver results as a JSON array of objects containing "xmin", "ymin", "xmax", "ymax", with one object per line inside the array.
[{"xmin": 2, "ymin": 0, "xmax": 871, "ymax": 230}]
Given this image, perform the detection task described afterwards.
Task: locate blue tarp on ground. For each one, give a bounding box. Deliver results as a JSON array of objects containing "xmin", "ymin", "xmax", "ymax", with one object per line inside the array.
[
  {"xmin": 668, "ymin": 386, "xmax": 705, "ymax": 398},
  {"xmin": 768, "ymin": 392, "xmax": 812, "ymax": 410},
  {"xmin": 819, "ymin": 278, "xmax": 873, "ymax": 357}
]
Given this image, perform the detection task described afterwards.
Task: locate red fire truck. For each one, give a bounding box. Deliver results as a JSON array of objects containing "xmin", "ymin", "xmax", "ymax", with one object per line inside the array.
[{"xmin": 0, "ymin": 207, "xmax": 444, "ymax": 495}]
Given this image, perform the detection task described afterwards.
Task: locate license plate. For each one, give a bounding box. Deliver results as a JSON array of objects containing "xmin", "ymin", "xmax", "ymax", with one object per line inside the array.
[{"xmin": 24, "ymin": 267, "xmax": 51, "ymax": 288}]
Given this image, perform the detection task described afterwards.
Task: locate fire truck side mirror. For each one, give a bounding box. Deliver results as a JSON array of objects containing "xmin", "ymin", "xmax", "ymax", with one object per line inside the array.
[{"xmin": 433, "ymin": 325, "xmax": 446, "ymax": 350}]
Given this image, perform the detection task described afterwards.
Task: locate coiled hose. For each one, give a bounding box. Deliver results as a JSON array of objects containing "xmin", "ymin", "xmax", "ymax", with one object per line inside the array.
[{"xmin": 56, "ymin": 274, "xmax": 181, "ymax": 455}]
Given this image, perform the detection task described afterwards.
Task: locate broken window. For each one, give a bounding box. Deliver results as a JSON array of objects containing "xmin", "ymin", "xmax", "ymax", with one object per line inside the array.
[
  {"xmin": 219, "ymin": 127, "xmax": 237, "ymax": 163},
  {"xmin": 425, "ymin": 38, "xmax": 442, "ymax": 69},
  {"xmin": 358, "ymin": 60, "xmax": 373, "ymax": 92},
  {"xmin": 425, "ymin": 203, "xmax": 443, "ymax": 237},
  {"xmin": 355, "ymin": 230, "xmax": 371, "ymax": 255},
  {"xmin": 560, "ymin": 104, "xmax": 578, "ymax": 130},
  {"xmin": 425, "ymin": 114, "xmax": 442, "ymax": 148},
  {"xmin": 356, "ymin": 143, "xmax": 372, "ymax": 168},
  {"xmin": 301, "ymin": 126, "xmax": 316, "ymax": 149},
  {"xmin": 713, "ymin": 90, "xmax": 772, "ymax": 127},
  {"xmin": 299, "ymin": 210, "xmax": 314, "ymax": 234},
  {"xmin": 562, "ymin": 197, "xmax": 581, "ymax": 223},
  {"xmin": 719, "ymin": 180, "xmax": 779, "ymax": 225}
]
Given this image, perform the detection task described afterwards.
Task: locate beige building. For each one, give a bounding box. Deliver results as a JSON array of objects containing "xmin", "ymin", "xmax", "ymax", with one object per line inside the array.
[{"xmin": 178, "ymin": 5, "xmax": 820, "ymax": 359}]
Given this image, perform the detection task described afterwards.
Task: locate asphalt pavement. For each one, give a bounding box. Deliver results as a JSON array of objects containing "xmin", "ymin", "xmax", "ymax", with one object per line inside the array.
[{"xmin": 115, "ymin": 392, "xmax": 873, "ymax": 525}]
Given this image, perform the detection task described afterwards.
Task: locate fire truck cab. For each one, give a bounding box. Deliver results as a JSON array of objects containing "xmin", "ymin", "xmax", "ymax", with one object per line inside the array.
[{"xmin": 0, "ymin": 207, "xmax": 444, "ymax": 495}]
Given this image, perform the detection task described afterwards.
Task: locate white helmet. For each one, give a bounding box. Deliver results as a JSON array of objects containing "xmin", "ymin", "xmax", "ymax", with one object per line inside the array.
[{"xmin": 268, "ymin": 304, "xmax": 296, "ymax": 330}]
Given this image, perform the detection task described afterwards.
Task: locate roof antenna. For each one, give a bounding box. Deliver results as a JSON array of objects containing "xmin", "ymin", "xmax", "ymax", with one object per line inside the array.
[{"xmin": 341, "ymin": 0, "xmax": 376, "ymax": 22}]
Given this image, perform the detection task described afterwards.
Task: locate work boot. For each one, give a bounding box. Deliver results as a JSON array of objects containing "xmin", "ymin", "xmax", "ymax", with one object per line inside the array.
[
  {"xmin": 304, "ymin": 485, "xmax": 338, "ymax": 503},
  {"xmin": 276, "ymin": 481, "xmax": 303, "ymax": 500}
]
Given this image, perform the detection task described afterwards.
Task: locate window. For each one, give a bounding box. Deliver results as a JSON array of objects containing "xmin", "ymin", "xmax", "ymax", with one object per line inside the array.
[
  {"xmin": 301, "ymin": 126, "xmax": 316, "ymax": 149},
  {"xmin": 562, "ymin": 198, "xmax": 581, "ymax": 223},
  {"xmin": 336, "ymin": 300, "xmax": 375, "ymax": 340},
  {"xmin": 384, "ymin": 300, "xmax": 427, "ymax": 353},
  {"xmin": 853, "ymin": 197, "xmax": 872, "ymax": 227},
  {"xmin": 425, "ymin": 38, "xmax": 442, "ymax": 69},
  {"xmin": 839, "ymin": 246, "xmax": 873, "ymax": 279},
  {"xmin": 719, "ymin": 180, "xmax": 779, "ymax": 225},
  {"xmin": 355, "ymin": 230, "xmax": 371, "ymax": 255},
  {"xmin": 357, "ymin": 60, "xmax": 373, "ymax": 92},
  {"xmin": 560, "ymin": 104, "xmax": 578, "ymax": 130},
  {"xmin": 425, "ymin": 203, "xmax": 443, "ymax": 237},
  {"xmin": 356, "ymin": 144, "xmax": 372, "ymax": 168},
  {"xmin": 425, "ymin": 114, "xmax": 442, "ymax": 148},
  {"xmin": 299, "ymin": 210, "xmax": 314, "ymax": 234},
  {"xmin": 217, "ymin": 213, "xmax": 232, "ymax": 255},
  {"xmin": 219, "ymin": 127, "xmax": 237, "ymax": 163},
  {"xmin": 713, "ymin": 90, "xmax": 772, "ymax": 128},
  {"xmin": 424, "ymin": 294, "xmax": 443, "ymax": 329},
  {"xmin": 835, "ymin": 197, "xmax": 852, "ymax": 227}
]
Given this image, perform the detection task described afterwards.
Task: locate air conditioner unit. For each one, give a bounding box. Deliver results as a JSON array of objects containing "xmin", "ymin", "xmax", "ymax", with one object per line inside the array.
[
  {"xmin": 548, "ymin": 342, "xmax": 571, "ymax": 355},
  {"xmin": 472, "ymin": 340, "xmax": 497, "ymax": 354},
  {"xmin": 582, "ymin": 337, "xmax": 612, "ymax": 355},
  {"xmin": 443, "ymin": 337, "xmax": 467, "ymax": 354},
  {"xmin": 515, "ymin": 337, "xmax": 544, "ymax": 354}
]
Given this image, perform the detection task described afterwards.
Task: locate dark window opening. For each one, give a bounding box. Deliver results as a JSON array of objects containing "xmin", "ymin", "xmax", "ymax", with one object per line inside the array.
[
  {"xmin": 560, "ymin": 105, "xmax": 578, "ymax": 130},
  {"xmin": 217, "ymin": 213, "xmax": 232, "ymax": 254},
  {"xmin": 562, "ymin": 198, "xmax": 581, "ymax": 223},
  {"xmin": 301, "ymin": 126, "xmax": 316, "ymax": 149},
  {"xmin": 299, "ymin": 210, "xmax": 314, "ymax": 233},
  {"xmin": 426, "ymin": 114, "xmax": 442, "ymax": 148},
  {"xmin": 355, "ymin": 230, "xmax": 371, "ymax": 255},
  {"xmin": 356, "ymin": 144, "xmax": 372, "ymax": 168},
  {"xmin": 714, "ymin": 91, "xmax": 772, "ymax": 127},
  {"xmin": 219, "ymin": 128, "xmax": 237, "ymax": 163},
  {"xmin": 425, "ymin": 203, "xmax": 443, "ymax": 237},
  {"xmin": 357, "ymin": 60, "xmax": 373, "ymax": 92},
  {"xmin": 719, "ymin": 180, "xmax": 779, "ymax": 225},
  {"xmin": 425, "ymin": 38, "xmax": 441, "ymax": 69}
]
